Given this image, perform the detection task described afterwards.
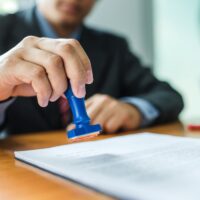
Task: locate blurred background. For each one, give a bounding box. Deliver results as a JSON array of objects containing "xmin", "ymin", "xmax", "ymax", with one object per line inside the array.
[{"xmin": 0, "ymin": 0, "xmax": 199, "ymax": 122}]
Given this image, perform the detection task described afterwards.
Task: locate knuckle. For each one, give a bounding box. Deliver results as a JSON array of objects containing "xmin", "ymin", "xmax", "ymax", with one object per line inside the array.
[
  {"xmin": 68, "ymin": 39, "xmax": 80, "ymax": 46},
  {"xmin": 36, "ymin": 37, "xmax": 47, "ymax": 45},
  {"xmin": 5, "ymin": 55, "xmax": 17, "ymax": 67},
  {"xmin": 47, "ymin": 55, "xmax": 63, "ymax": 68},
  {"xmin": 16, "ymin": 47, "xmax": 26, "ymax": 55},
  {"xmin": 101, "ymin": 94, "xmax": 111, "ymax": 102},
  {"xmin": 93, "ymin": 94, "xmax": 101, "ymax": 98},
  {"xmin": 37, "ymin": 37, "xmax": 46, "ymax": 42},
  {"xmin": 33, "ymin": 67, "xmax": 46, "ymax": 79},
  {"xmin": 22, "ymin": 36, "xmax": 37, "ymax": 45},
  {"xmin": 58, "ymin": 43, "xmax": 75, "ymax": 54},
  {"xmin": 82, "ymin": 57, "xmax": 91, "ymax": 69}
]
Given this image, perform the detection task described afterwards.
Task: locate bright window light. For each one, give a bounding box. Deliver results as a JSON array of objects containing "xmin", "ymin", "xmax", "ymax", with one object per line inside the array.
[{"xmin": 0, "ymin": 0, "xmax": 19, "ymax": 14}]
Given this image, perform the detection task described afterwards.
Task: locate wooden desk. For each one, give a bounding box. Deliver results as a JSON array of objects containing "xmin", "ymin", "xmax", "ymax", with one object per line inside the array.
[{"xmin": 0, "ymin": 122, "xmax": 198, "ymax": 200}]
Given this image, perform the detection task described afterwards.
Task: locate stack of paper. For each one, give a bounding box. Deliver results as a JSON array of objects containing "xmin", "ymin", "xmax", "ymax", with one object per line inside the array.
[{"xmin": 15, "ymin": 133, "xmax": 200, "ymax": 200}]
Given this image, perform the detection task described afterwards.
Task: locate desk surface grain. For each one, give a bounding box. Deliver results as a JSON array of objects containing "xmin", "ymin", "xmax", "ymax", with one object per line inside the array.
[{"xmin": 0, "ymin": 122, "xmax": 195, "ymax": 200}]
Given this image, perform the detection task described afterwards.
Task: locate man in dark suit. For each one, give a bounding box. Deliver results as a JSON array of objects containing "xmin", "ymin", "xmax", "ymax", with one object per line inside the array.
[{"xmin": 0, "ymin": 0, "xmax": 184, "ymax": 136}]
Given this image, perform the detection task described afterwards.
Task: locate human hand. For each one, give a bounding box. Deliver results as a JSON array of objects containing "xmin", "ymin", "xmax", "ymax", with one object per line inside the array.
[
  {"xmin": 0, "ymin": 36, "xmax": 93, "ymax": 107},
  {"xmin": 67, "ymin": 94, "xmax": 142, "ymax": 133}
]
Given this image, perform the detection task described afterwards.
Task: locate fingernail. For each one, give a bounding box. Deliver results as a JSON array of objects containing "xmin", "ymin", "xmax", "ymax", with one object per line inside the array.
[
  {"xmin": 86, "ymin": 70, "xmax": 93, "ymax": 84},
  {"xmin": 41, "ymin": 99, "xmax": 48, "ymax": 107},
  {"xmin": 50, "ymin": 94, "xmax": 60, "ymax": 102},
  {"xmin": 77, "ymin": 84, "xmax": 86, "ymax": 98},
  {"xmin": 50, "ymin": 95, "xmax": 59, "ymax": 102}
]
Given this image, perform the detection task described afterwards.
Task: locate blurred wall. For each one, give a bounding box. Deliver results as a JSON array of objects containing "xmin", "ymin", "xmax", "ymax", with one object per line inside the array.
[
  {"xmin": 86, "ymin": 0, "xmax": 154, "ymax": 66},
  {"xmin": 154, "ymin": 0, "xmax": 200, "ymax": 121}
]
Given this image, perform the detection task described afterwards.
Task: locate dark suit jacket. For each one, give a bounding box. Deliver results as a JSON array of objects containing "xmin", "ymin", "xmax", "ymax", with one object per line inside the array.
[{"xmin": 0, "ymin": 7, "xmax": 184, "ymax": 134}]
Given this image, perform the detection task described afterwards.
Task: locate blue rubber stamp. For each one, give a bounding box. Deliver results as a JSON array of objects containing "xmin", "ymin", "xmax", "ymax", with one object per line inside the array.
[{"xmin": 64, "ymin": 84, "xmax": 102, "ymax": 142}]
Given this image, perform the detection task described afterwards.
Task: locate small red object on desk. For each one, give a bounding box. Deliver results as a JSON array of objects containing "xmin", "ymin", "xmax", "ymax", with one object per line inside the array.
[{"xmin": 187, "ymin": 124, "xmax": 200, "ymax": 131}]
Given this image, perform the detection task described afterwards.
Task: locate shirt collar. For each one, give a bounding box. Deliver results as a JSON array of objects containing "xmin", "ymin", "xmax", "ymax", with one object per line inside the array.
[{"xmin": 35, "ymin": 8, "xmax": 81, "ymax": 40}]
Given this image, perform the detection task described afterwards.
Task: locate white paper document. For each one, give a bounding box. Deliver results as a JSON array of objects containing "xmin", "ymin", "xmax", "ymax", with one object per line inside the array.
[{"xmin": 15, "ymin": 133, "xmax": 200, "ymax": 200}]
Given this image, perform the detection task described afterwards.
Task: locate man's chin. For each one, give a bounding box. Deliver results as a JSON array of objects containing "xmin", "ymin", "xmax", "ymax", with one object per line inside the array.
[
  {"xmin": 59, "ymin": 21, "xmax": 81, "ymax": 30},
  {"xmin": 56, "ymin": 16, "xmax": 80, "ymax": 27}
]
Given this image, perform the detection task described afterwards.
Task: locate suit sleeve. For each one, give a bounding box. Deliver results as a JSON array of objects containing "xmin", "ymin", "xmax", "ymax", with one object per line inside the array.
[
  {"xmin": 0, "ymin": 14, "xmax": 16, "ymax": 130},
  {"xmin": 119, "ymin": 38, "xmax": 184, "ymax": 124}
]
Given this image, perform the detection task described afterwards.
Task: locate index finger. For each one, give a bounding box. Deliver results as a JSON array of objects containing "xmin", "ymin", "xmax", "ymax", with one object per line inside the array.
[{"xmin": 58, "ymin": 39, "xmax": 93, "ymax": 84}]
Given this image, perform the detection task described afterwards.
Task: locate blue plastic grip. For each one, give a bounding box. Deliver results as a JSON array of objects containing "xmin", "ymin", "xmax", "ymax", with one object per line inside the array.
[{"xmin": 64, "ymin": 84, "xmax": 101, "ymax": 139}]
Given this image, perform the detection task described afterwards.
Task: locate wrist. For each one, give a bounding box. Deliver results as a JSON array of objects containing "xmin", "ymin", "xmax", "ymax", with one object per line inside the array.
[{"xmin": 122, "ymin": 102, "xmax": 142, "ymax": 130}]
